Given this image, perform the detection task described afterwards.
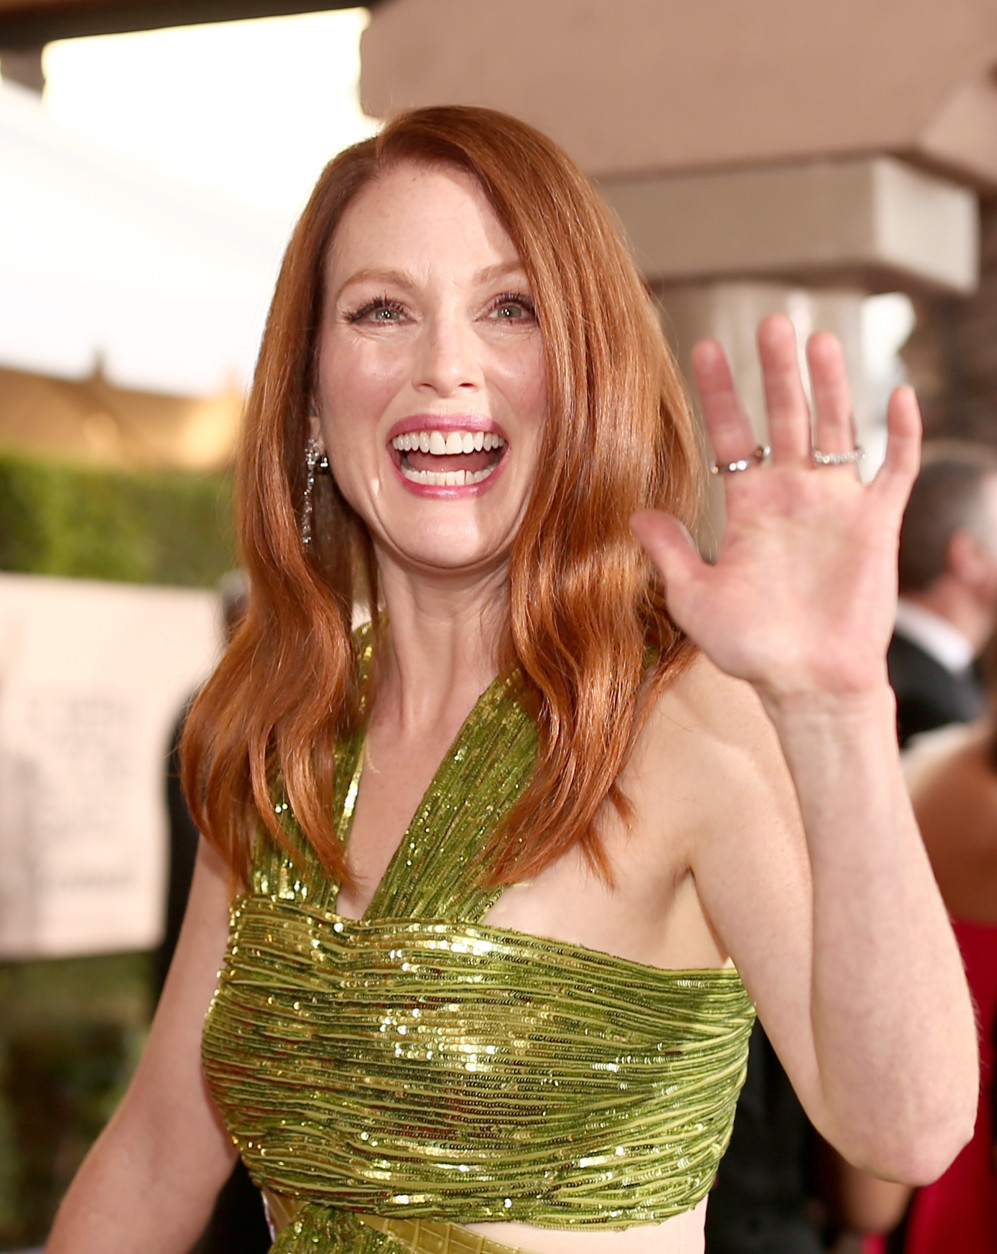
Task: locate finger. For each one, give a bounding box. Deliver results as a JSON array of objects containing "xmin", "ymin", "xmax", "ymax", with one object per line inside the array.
[
  {"xmin": 872, "ymin": 384, "xmax": 922, "ymax": 510},
  {"xmin": 690, "ymin": 338, "xmax": 758, "ymax": 466},
  {"xmin": 757, "ymin": 314, "xmax": 811, "ymax": 463},
  {"xmin": 630, "ymin": 510, "xmax": 705, "ymax": 617},
  {"xmin": 806, "ymin": 331, "xmax": 858, "ymax": 463}
]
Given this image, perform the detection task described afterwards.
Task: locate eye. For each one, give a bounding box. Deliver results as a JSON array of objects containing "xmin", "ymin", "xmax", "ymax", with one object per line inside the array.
[
  {"xmin": 489, "ymin": 292, "xmax": 537, "ymax": 322},
  {"xmin": 345, "ymin": 296, "xmax": 407, "ymax": 324}
]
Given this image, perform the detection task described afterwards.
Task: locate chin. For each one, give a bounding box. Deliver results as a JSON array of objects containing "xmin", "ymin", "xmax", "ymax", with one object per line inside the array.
[{"xmin": 386, "ymin": 532, "xmax": 514, "ymax": 580}]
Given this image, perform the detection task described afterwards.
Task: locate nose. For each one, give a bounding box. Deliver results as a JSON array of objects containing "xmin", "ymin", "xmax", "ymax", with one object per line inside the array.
[{"xmin": 414, "ymin": 312, "xmax": 480, "ymax": 396}]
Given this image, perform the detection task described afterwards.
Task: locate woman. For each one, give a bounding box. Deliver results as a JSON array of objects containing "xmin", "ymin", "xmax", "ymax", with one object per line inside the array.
[
  {"xmin": 848, "ymin": 711, "xmax": 997, "ymax": 1254},
  {"xmin": 47, "ymin": 106, "xmax": 977, "ymax": 1254},
  {"xmin": 900, "ymin": 719, "xmax": 997, "ymax": 1251}
]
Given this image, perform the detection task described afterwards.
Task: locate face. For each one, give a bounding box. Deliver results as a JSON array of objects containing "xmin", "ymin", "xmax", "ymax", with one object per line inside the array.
[
  {"xmin": 975, "ymin": 476, "xmax": 997, "ymax": 609},
  {"xmin": 312, "ymin": 161, "xmax": 546, "ymax": 583}
]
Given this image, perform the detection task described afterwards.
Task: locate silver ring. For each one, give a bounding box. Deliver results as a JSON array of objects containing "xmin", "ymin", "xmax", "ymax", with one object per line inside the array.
[
  {"xmin": 811, "ymin": 445, "xmax": 864, "ymax": 467},
  {"xmin": 711, "ymin": 445, "xmax": 770, "ymax": 475}
]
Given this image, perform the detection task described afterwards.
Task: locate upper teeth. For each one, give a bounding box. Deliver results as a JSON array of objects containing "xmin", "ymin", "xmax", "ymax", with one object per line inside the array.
[{"xmin": 391, "ymin": 430, "xmax": 505, "ymax": 455}]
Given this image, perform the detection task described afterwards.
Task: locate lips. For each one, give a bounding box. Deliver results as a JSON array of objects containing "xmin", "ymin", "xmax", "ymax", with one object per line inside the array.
[{"xmin": 389, "ymin": 426, "xmax": 507, "ymax": 488}]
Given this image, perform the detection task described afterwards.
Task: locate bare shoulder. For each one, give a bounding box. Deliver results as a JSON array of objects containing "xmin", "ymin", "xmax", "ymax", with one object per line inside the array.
[
  {"xmin": 903, "ymin": 722, "xmax": 984, "ymax": 796},
  {"xmin": 620, "ymin": 652, "xmax": 804, "ymax": 905},
  {"xmin": 634, "ymin": 652, "xmax": 796, "ymax": 818},
  {"xmin": 909, "ymin": 723, "xmax": 997, "ymax": 847},
  {"xmin": 908, "ymin": 721, "xmax": 997, "ymax": 920}
]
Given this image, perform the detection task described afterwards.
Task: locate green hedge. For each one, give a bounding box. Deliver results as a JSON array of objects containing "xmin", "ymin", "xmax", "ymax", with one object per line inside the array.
[
  {"xmin": 0, "ymin": 448, "xmax": 235, "ymax": 1248},
  {"xmin": 0, "ymin": 955, "xmax": 152, "ymax": 1246},
  {"xmin": 0, "ymin": 447, "xmax": 235, "ymax": 587}
]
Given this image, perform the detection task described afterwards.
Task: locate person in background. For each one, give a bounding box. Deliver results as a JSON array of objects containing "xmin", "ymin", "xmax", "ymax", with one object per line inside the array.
[
  {"xmin": 826, "ymin": 444, "xmax": 997, "ymax": 1254},
  {"xmin": 898, "ymin": 713, "xmax": 997, "ymax": 1251},
  {"xmin": 159, "ymin": 569, "xmax": 270, "ymax": 1254},
  {"xmin": 158, "ymin": 570, "xmax": 251, "ymax": 994},
  {"xmin": 838, "ymin": 673, "xmax": 997, "ymax": 1252},
  {"xmin": 704, "ymin": 1022, "xmax": 831, "ymax": 1254},
  {"xmin": 888, "ymin": 441, "xmax": 997, "ymax": 747}
]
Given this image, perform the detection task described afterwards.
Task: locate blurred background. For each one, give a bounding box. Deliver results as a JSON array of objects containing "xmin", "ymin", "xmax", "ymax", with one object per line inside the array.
[{"xmin": 0, "ymin": 0, "xmax": 994, "ymax": 1249}]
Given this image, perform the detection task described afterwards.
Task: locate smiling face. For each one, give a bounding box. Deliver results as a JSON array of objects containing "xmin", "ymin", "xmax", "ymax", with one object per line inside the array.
[{"xmin": 312, "ymin": 161, "xmax": 547, "ymax": 584}]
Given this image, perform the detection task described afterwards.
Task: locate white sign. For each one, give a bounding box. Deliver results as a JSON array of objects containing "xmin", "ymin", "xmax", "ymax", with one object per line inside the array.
[{"xmin": 0, "ymin": 574, "xmax": 219, "ymax": 958}]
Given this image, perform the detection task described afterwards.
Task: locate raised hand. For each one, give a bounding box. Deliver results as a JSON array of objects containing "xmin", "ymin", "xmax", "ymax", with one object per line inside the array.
[{"xmin": 632, "ymin": 314, "xmax": 921, "ymax": 700}]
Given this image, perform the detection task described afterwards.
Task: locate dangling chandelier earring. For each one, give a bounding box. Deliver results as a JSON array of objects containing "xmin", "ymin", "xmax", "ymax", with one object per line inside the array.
[{"xmin": 302, "ymin": 438, "xmax": 330, "ymax": 546}]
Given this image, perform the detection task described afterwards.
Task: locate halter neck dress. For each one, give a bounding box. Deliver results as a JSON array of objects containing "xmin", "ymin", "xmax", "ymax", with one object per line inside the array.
[{"xmin": 202, "ymin": 642, "xmax": 755, "ymax": 1253}]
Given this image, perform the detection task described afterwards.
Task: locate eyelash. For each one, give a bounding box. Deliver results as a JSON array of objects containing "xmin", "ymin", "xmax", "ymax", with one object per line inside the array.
[
  {"xmin": 344, "ymin": 291, "xmax": 537, "ymax": 324},
  {"xmin": 490, "ymin": 291, "xmax": 537, "ymax": 320},
  {"xmin": 345, "ymin": 295, "xmax": 405, "ymax": 324}
]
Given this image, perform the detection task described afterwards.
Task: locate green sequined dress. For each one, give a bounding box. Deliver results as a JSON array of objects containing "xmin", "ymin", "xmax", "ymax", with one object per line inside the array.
[{"xmin": 202, "ymin": 659, "xmax": 755, "ymax": 1253}]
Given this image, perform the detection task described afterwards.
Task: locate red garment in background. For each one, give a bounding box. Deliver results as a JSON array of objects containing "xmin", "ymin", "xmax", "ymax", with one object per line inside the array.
[{"xmin": 865, "ymin": 918, "xmax": 997, "ymax": 1254}]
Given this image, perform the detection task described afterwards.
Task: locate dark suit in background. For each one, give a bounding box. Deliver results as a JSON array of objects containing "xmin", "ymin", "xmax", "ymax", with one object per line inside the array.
[
  {"xmin": 887, "ymin": 631, "xmax": 985, "ymax": 748},
  {"xmin": 705, "ymin": 1024, "xmax": 825, "ymax": 1254},
  {"xmin": 160, "ymin": 704, "xmax": 272, "ymax": 1254}
]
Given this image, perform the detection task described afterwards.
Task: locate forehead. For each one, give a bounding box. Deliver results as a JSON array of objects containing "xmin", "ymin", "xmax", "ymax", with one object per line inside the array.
[{"xmin": 325, "ymin": 162, "xmax": 523, "ymax": 284}]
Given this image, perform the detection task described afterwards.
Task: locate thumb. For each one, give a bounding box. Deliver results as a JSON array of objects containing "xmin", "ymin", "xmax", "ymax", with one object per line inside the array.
[{"xmin": 630, "ymin": 510, "xmax": 704, "ymax": 597}]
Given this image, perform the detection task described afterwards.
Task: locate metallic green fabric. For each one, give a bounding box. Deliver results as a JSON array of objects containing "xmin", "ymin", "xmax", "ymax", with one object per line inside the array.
[
  {"xmin": 267, "ymin": 1207, "xmax": 531, "ymax": 1254},
  {"xmin": 202, "ymin": 658, "xmax": 755, "ymax": 1241}
]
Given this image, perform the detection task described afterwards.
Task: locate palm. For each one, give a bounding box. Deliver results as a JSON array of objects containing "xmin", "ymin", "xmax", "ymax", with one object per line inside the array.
[{"xmin": 633, "ymin": 316, "xmax": 920, "ymax": 699}]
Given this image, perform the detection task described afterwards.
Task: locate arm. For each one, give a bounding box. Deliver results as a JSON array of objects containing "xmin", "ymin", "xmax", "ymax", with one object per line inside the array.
[
  {"xmin": 46, "ymin": 840, "xmax": 239, "ymax": 1253},
  {"xmin": 824, "ymin": 726, "xmax": 997, "ymax": 1228},
  {"xmin": 632, "ymin": 315, "xmax": 978, "ymax": 1183},
  {"xmin": 829, "ymin": 1152, "xmax": 911, "ymax": 1234}
]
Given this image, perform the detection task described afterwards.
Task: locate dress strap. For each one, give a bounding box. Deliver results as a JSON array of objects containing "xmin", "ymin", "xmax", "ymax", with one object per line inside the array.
[
  {"xmin": 256, "ymin": 660, "xmax": 538, "ymax": 926},
  {"xmin": 362, "ymin": 671, "xmax": 537, "ymax": 923}
]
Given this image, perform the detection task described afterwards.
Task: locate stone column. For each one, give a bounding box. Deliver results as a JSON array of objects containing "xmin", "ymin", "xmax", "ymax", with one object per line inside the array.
[{"xmin": 0, "ymin": 46, "xmax": 44, "ymax": 92}]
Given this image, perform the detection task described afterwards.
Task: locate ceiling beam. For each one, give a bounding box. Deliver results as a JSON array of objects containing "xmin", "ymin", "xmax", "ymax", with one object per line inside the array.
[{"xmin": 0, "ymin": 0, "xmax": 373, "ymax": 48}]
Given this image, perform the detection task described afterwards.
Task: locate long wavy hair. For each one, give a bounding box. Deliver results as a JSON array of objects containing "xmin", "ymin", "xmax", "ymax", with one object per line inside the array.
[{"xmin": 182, "ymin": 104, "xmax": 703, "ymax": 888}]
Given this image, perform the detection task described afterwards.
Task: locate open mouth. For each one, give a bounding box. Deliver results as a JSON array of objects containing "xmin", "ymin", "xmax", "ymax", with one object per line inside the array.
[{"xmin": 390, "ymin": 428, "xmax": 507, "ymax": 487}]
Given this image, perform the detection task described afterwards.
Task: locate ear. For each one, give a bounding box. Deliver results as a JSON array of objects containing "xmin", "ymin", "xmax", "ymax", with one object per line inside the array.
[
  {"xmin": 308, "ymin": 413, "xmax": 325, "ymax": 448},
  {"xmin": 948, "ymin": 529, "xmax": 992, "ymax": 588}
]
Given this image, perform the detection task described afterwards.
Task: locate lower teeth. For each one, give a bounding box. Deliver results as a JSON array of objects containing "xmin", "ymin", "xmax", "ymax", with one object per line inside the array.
[{"xmin": 401, "ymin": 465, "xmax": 494, "ymax": 487}]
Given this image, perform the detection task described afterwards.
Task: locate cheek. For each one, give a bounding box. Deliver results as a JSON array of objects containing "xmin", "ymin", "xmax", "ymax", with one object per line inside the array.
[
  {"xmin": 496, "ymin": 347, "xmax": 547, "ymax": 428},
  {"xmin": 318, "ymin": 351, "xmax": 404, "ymax": 443},
  {"xmin": 523, "ymin": 375, "xmax": 548, "ymax": 426}
]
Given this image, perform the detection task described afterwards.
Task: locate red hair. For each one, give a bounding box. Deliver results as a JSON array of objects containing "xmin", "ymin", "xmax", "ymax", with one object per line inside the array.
[{"xmin": 182, "ymin": 105, "xmax": 702, "ymax": 888}]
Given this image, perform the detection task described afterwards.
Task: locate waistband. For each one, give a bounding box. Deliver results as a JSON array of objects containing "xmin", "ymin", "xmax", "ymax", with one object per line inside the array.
[
  {"xmin": 360, "ymin": 1213, "xmax": 533, "ymax": 1254},
  {"xmin": 262, "ymin": 1190, "xmax": 532, "ymax": 1254}
]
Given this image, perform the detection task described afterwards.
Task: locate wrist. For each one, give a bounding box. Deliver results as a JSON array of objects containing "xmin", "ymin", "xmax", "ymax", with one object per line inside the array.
[{"xmin": 757, "ymin": 678, "xmax": 898, "ymax": 734}]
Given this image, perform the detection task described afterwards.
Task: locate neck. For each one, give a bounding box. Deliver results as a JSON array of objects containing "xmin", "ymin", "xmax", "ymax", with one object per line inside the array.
[
  {"xmin": 372, "ymin": 558, "xmax": 510, "ymax": 733},
  {"xmin": 903, "ymin": 583, "xmax": 989, "ymax": 655}
]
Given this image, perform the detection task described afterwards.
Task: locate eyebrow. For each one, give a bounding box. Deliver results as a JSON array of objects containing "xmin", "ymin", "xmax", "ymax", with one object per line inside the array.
[{"xmin": 333, "ymin": 260, "xmax": 530, "ymax": 300}]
